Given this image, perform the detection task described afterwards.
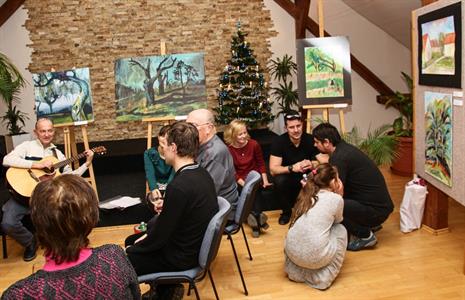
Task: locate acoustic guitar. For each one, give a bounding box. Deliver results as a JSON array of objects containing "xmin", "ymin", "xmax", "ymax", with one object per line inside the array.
[{"xmin": 6, "ymin": 146, "xmax": 107, "ymax": 203}]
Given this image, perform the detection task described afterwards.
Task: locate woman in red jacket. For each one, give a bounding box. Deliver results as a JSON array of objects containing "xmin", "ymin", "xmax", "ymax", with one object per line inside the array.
[{"xmin": 224, "ymin": 119, "xmax": 272, "ymax": 237}]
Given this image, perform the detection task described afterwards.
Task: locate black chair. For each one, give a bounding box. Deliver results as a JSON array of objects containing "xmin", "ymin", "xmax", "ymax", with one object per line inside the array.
[
  {"xmin": 224, "ymin": 170, "xmax": 261, "ymax": 296},
  {"xmin": 137, "ymin": 196, "xmax": 231, "ymax": 300}
]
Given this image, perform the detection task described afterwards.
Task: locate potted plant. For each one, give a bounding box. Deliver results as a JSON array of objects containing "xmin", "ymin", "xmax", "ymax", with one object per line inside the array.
[
  {"xmin": 378, "ymin": 72, "xmax": 413, "ymax": 176},
  {"xmin": 0, "ymin": 52, "xmax": 29, "ymax": 152},
  {"xmin": 268, "ymin": 54, "xmax": 299, "ymax": 116},
  {"xmin": 342, "ymin": 124, "xmax": 399, "ymax": 166}
]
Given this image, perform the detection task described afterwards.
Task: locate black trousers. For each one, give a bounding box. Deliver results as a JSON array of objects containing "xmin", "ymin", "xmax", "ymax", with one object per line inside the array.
[
  {"xmin": 342, "ymin": 198, "xmax": 390, "ymax": 238},
  {"xmin": 273, "ymin": 173, "xmax": 303, "ymax": 215}
]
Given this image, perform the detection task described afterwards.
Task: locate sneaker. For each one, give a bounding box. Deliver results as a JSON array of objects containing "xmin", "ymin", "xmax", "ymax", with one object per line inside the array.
[
  {"xmin": 278, "ymin": 213, "xmax": 291, "ymax": 225},
  {"xmin": 251, "ymin": 227, "xmax": 260, "ymax": 238},
  {"xmin": 247, "ymin": 214, "xmax": 258, "ymax": 228},
  {"xmin": 371, "ymin": 224, "xmax": 383, "ymax": 232},
  {"xmin": 259, "ymin": 213, "xmax": 269, "ymax": 230},
  {"xmin": 347, "ymin": 232, "xmax": 377, "ymax": 251},
  {"xmin": 23, "ymin": 239, "xmax": 37, "ymax": 262}
]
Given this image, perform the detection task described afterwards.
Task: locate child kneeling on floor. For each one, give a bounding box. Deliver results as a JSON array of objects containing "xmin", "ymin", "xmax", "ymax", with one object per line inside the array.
[{"xmin": 284, "ymin": 163, "xmax": 347, "ymax": 290}]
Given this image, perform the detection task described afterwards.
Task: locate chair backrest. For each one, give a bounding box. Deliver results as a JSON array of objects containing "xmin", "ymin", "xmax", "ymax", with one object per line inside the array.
[
  {"xmin": 234, "ymin": 170, "xmax": 261, "ymax": 224},
  {"xmin": 199, "ymin": 196, "xmax": 232, "ymax": 269}
]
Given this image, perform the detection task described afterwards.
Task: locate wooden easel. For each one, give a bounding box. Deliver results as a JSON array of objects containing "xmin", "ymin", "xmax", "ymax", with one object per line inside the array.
[
  {"xmin": 54, "ymin": 122, "xmax": 98, "ymax": 199},
  {"xmin": 303, "ymin": 0, "xmax": 347, "ymax": 134}
]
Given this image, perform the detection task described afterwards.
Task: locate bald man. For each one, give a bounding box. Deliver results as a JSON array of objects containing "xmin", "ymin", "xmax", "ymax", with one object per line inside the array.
[
  {"xmin": 186, "ymin": 109, "xmax": 238, "ymax": 217},
  {"xmin": 2, "ymin": 117, "xmax": 94, "ymax": 261}
]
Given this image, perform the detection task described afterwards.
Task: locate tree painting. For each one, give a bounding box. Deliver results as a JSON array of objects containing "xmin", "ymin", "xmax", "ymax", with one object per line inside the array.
[
  {"xmin": 424, "ymin": 91, "xmax": 452, "ymax": 186},
  {"xmin": 33, "ymin": 67, "xmax": 94, "ymax": 124},
  {"xmin": 115, "ymin": 52, "xmax": 207, "ymax": 121},
  {"xmin": 304, "ymin": 44, "xmax": 344, "ymax": 98}
]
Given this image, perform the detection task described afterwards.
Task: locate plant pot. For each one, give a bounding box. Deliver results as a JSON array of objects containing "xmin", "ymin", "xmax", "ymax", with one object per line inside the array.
[
  {"xmin": 5, "ymin": 133, "xmax": 31, "ymax": 153},
  {"xmin": 390, "ymin": 136, "xmax": 413, "ymax": 177}
]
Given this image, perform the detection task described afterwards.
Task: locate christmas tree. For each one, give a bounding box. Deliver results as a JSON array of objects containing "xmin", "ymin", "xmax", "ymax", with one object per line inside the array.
[{"xmin": 215, "ymin": 22, "xmax": 274, "ymax": 128}]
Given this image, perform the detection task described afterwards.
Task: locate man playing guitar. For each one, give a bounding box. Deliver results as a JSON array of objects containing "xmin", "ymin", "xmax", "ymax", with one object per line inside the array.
[{"xmin": 2, "ymin": 117, "xmax": 94, "ymax": 261}]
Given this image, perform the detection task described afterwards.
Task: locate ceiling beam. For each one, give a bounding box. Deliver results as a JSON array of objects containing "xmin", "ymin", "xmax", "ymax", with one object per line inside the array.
[
  {"xmin": 273, "ymin": 0, "xmax": 394, "ymax": 96},
  {"xmin": 0, "ymin": 0, "xmax": 25, "ymax": 27},
  {"xmin": 295, "ymin": 0, "xmax": 311, "ymax": 39},
  {"xmin": 421, "ymin": 0, "xmax": 438, "ymax": 6}
]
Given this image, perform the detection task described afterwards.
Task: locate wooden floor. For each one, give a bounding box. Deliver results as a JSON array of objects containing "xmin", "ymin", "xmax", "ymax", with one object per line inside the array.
[{"xmin": 1, "ymin": 168, "xmax": 465, "ymax": 299}]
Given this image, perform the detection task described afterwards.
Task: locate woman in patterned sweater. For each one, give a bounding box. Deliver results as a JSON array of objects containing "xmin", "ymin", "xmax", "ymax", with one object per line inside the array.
[{"xmin": 1, "ymin": 175, "xmax": 141, "ymax": 300}]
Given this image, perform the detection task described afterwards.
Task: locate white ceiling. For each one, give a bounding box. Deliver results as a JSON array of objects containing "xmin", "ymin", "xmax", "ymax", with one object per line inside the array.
[{"xmin": 342, "ymin": 0, "xmax": 422, "ymax": 49}]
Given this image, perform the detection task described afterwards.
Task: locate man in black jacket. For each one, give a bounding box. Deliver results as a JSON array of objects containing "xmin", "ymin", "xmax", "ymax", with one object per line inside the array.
[
  {"xmin": 125, "ymin": 121, "xmax": 218, "ymax": 297},
  {"xmin": 313, "ymin": 123, "xmax": 394, "ymax": 251}
]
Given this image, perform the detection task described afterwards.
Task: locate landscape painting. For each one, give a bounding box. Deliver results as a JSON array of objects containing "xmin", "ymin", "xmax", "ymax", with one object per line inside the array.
[
  {"xmin": 424, "ymin": 91, "xmax": 452, "ymax": 187},
  {"xmin": 33, "ymin": 67, "xmax": 94, "ymax": 124},
  {"xmin": 417, "ymin": 2, "xmax": 461, "ymax": 88},
  {"xmin": 297, "ymin": 37, "xmax": 352, "ymax": 105},
  {"xmin": 421, "ymin": 16, "xmax": 455, "ymax": 75},
  {"xmin": 115, "ymin": 52, "xmax": 207, "ymax": 121}
]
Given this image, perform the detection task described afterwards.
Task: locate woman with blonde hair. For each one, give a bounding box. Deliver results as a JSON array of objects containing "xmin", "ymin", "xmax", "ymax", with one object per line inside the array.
[
  {"xmin": 284, "ymin": 163, "xmax": 347, "ymax": 290},
  {"xmin": 224, "ymin": 119, "xmax": 272, "ymax": 237}
]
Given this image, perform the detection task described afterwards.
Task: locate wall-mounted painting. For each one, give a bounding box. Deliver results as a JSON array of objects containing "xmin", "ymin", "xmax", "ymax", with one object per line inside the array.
[
  {"xmin": 424, "ymin": 91, "xmax": 452, "ymax": 187},
  {"xmin": 33, "ymin": 67, "xmax": 94, "ymax": 124},
  {"xmin": 115, "ymin": 52, "xmax": 207, "ymax": 121},
  {"xmin": 418, "ymin": 2, "xmax": 461, "ymax": 88},
  {"xmin": 296, "ymin": 37, "xmax": 352, "ymax": 106}
]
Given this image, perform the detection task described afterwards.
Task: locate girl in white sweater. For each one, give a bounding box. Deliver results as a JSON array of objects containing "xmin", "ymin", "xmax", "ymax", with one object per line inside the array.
[{"xmin": 284, "ymin": 163, "xmax": 347, "ymax": 290}]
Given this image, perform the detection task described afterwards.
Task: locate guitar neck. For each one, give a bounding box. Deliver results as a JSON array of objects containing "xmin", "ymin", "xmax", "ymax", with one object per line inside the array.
[{"xmin": 53, "ymin": 151, "xmax": 90, "ymax": 169}]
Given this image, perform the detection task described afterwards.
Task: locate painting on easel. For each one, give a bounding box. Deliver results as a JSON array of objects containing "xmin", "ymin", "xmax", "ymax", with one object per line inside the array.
[
  {"xmin": 424, "ymin": 91, "xmax": 452, "ymax": 187},
  {"xmin": 297, "ymin": 37, "xmax": 352, "ymax": 105},
  {"xmin": 33, "ymin": 67, "xmax": 94, "ymax": 124},
  {"xmin": 115, "ymin": 52, "xmax": 207, "ymax": 122}
]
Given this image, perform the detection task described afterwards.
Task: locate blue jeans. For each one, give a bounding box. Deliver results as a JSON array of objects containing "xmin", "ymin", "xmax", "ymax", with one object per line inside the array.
[{"xmin": 1, "ymin": 198, "xmax": 33, "ymax": 248}]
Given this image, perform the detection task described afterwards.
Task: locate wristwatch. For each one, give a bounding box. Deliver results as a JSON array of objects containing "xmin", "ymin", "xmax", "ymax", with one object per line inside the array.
[{"xmin": 288, "ymin": 165, "xmax": 293, "ymax": 173}]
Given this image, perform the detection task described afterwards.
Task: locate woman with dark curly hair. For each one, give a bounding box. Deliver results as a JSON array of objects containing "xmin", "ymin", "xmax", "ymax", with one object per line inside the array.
[{"xmin": 2, "ymin": 174, "xmax": 141, "ymax": 300}]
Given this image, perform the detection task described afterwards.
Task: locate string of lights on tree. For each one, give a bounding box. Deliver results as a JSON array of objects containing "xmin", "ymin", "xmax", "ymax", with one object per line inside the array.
[{"xmin": 215, "ymin": 21, "xmax": 274, "ymax": 128}]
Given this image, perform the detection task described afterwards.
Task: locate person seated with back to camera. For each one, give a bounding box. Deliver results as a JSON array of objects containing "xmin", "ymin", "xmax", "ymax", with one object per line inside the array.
[
  {"xmin": 312, "ymin": 122, "xmax": 394, "ymax": 251},
  {"xmin": 269, "ymin": 110, "xmax": 319, "ymax": 225},
  {"xmin": 125, "ymin": 121, "xmax": 219, "ymax": 299},
  {"xmin": 1, "ymin": 174, "xmax": 141, "ymax": 300},
  {"xmin": 144, "ymin": 124, "xmax": 175, "ymax": 209},
  {"xmin": 224, "ymin": 119, "xmax": 272, "ymax": 237},
  {"xmin": 284, "ymin": 163, "xmax": 347, "ymax": 290}
]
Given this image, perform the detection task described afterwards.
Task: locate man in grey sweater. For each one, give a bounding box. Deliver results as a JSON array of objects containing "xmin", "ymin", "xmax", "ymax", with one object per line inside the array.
[{"xmin": 187, "ymin": 109, "xmax": 238, "ymax": 218}]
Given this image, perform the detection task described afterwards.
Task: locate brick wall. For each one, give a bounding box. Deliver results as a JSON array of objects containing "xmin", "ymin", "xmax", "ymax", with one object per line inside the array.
[{"xmin": 24, "ymin": 0, "xmax": 277, "ymax": 142}]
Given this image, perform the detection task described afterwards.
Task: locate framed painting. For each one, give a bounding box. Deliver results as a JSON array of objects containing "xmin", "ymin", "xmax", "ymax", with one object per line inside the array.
[
  {"xmin": 424, "ymin": 91, "xmax": 452, "ymax": 187},
  {"xmin": 115, "ymin": 52, "xmax": 207, "ymax": 122},
  {"xmin": 417, "ymin": 2, "xmax": 461, "ymax": 88},
  {"xmin": 33, "ymin": 67, "xmax": 94, "ymax": 124},
  {"xmin": 296, "ymin": 37, "xmax": 352, "ymax": 106}
]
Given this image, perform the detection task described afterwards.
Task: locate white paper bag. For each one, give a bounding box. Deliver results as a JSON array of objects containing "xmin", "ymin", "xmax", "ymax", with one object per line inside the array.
[{"xmin": 400, "ymin": 182, "xmax": 427, "ymax": 233}]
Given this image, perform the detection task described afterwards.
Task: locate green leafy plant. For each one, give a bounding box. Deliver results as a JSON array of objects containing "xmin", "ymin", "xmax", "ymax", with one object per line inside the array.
[
  {"xmin": 0, "ymin": 52, "xmax": 28, "ymax": 135},
  {"xmin": 268, "ymin": 54, "xmax": 299, "ymax": 116},
  {"xmin": 342, "ymin": 124, "xmax": 399, "ymax": 166},
  {"xmin": 383, "ymin": 72, "xmax": 413, "ymax": 137}
]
